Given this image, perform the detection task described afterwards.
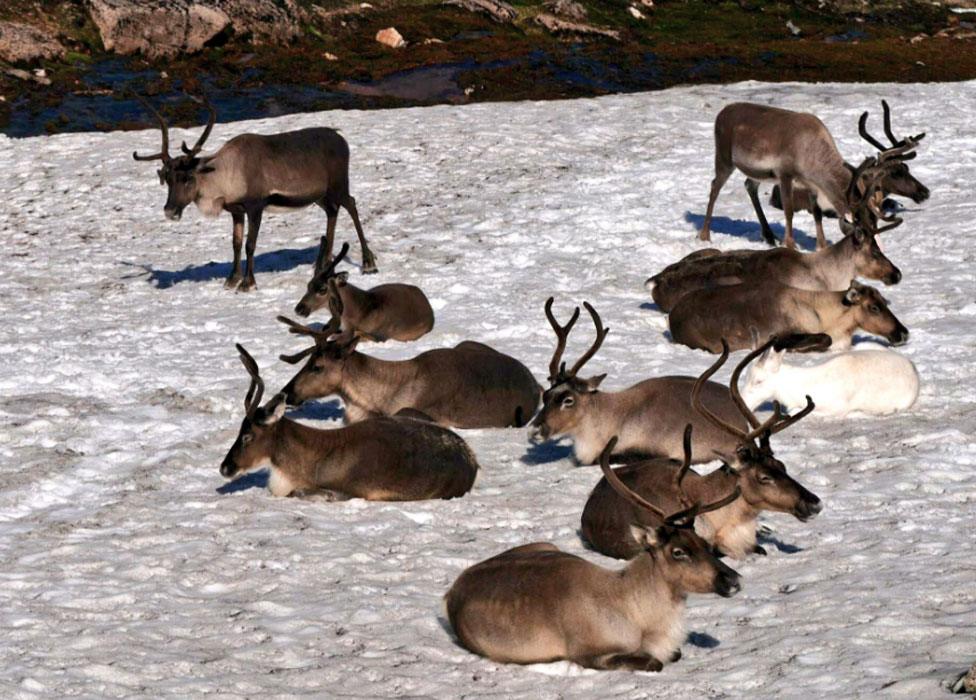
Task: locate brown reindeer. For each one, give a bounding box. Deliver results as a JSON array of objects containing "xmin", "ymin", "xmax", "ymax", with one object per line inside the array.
[
  {"xmin": 699, "ymin": 101, "xmax": 922, "ymax": 249},
  {"xmin": 766, "ymin": 100, "xmax": 930, "ymax": 244},
  {"xmin": 133, "ymin": 94, "xmax": 375, "ymax": 292},
  {"xmin": 294, "ymin": 242, "xmax": 434, "ymax": 342},
  {"xmin": 668, "ymin": 279, "xmax": 908, "ymax": 353},
  {"xmin": 529, "ymin": 298, "xmax": 754, "ymax": 465},
  {"xmin": 277, "ymin": 317, "xmax": 540, "ymax": 428},
  {"xmin": 582, "ymin": 348, "xmax": 822, "ymax": 561},
  {"xmin": 220, "ymin": 344, "xmax": 478, "ymax": 500},
  {"xmin": 444, "ymin": 437, "xmax": 741, "ymax": 672},
  {"xmin": 649, "ymin": 160, "xmax": 903, "ymax": 312}
]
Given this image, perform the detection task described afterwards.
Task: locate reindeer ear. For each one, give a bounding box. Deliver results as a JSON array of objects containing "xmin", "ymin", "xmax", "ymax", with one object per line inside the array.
[
  {"xmin": 334, "ymin": 332, "xmax": 360, "ymax": 356},
  {"xmin": 851, "ymin": 227, "xmax": 867, "ymax": 248},
  {"xmin": 333, "ymin": 271, "xmax": 349, "ymax": 286},
  {"xmin": 843, "ymin": 283, "xmax": 863, "ymax": 306},
  {"xmin": 630, "ymin": 524, "xmax": 660, "ymax": 548},
  {"xmin": 256, "ymin": 393, "xmax": 286, "ymax": 425},
  {"xmin": 583, "ymin": 374, "xmax": 606, "ymax": 392}
]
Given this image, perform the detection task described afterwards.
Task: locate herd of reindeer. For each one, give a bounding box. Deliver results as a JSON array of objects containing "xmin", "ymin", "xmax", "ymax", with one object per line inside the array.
[{"xmin": 132, "ymin": 94, "xmax": 926, "ymax": 672}]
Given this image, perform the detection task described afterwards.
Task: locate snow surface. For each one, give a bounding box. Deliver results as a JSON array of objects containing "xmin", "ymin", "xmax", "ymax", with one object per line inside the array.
[{"xmin": 0, "ymin": 80, "xmax": 974, "ymax": 698}]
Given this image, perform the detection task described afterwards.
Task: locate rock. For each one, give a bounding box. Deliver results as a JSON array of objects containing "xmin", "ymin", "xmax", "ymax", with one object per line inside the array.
[
  {"xmin": 85, "ymin": 0, "xmax": 303, "ymax": 58},
  {"xmin": 323, "ymin": 51, "xmax": 338, "ymax": 60},
  {"xmin": 3, "ymin": 67, "xmax": 52, "ymax": 85},
  {"xmin": 786, "ymin": 19, "xmax": 801, "ymax": 36},
  {"xmin": 628, "ymin": 6, "xmax": 645, "ymax": 19},
  {"xmin": 443, "ymin": 0, "xmax": 517, "ymax": 24},
  {"xmin": 543, "ymin": 0, "xmax": 588, "ymax": 21},
  {"xmin": 534, "ymin": 13, "xmax": 620, "ymax": 39},
  {"xmin": 964, "ymin": 660, "xmax": 976, "ymax": 693},
  {"xmin": 0, "ymin": 21, "xmax": 66, "ymax": 64},
  {"xmin": 375, "ymin": 27, "xmax": 406, "ymax": 48}
]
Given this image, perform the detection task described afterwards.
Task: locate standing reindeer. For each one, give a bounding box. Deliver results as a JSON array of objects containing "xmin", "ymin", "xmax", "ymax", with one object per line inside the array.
[
  {"xmin": 582, "ymin": 344, "xmax": 822, "ymax": 561},
  {"xmin": 444, "ymin": 437, "xmax": 741, "ymax": 672},
  {"xmin": 277, "ymin": 316, "xmax": 540, "ymax": 428},
  {"xmin": 295, "ymin": 241, "xmax": 434, "ymax": 342},
  {"xmin": 133, "ymin": 94, "xmax": 376, "ymax": 291},
  {"xmin": 699, "ymin": 101, "xmax": 923, "ymax": 249},
  {"xmin": 648, "ymin": 160, "xmax": 904, "ymax": 312},
  {"xmin": 767, "ymin": 100, "xmax": 930, "ymax": 238},
  {"xmin": 220, "ymin": 344, "xmax": 479, "ymax": 500},
  {"xmin": 530, "ymin": 297, "xmax": 753, "ymax": 464}
]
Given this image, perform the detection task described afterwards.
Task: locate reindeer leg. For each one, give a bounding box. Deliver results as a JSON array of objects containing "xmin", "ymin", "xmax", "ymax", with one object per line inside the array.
[
  {"xmin": 239, "ymin": 208, "xmax": 262, "ymax": 292},
  {"xmin": 316, "ymin": 199, "xmax": 339, "ymax": 269},
  {"xmin": 225, "ymin": 210, "xmax": 245, "ymax": 289},
  {"xmin": 700, "ymin": 163, "xmax": 732, "ymax": 242},
  {"xmin": 813, "ymin": 205, "xmax": 826, "ymax": 250},
  {"xmin": 744, "ymin": 178, "xmax": 777, "ymax": 246},
  {"xmin": 288, "ymin": 487, "xmax": 352, "ymax": 502},
  {"xmin": 578, "ymin": 652, "xmax": 664, "ymax": 672},
  {"xmin": 342, "ymin": 194, "xmax": 377, "ymax": 274},
  {"xmin": 780, "ymin": 176, "xmax": 796, "ymax": 250}
]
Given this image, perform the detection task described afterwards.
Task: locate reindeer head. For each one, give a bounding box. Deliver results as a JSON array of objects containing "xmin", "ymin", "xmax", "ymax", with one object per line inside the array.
[
  {"xmin": 220, "ymin": 344, "xmax": 287, "ymax": 479},
  {"xmin": 692, "ymin": 340, "xmax": 823, "ymax": 522},
  {"xmin": 529, "ymin": 298, "xmax": 609, "ymax": 442},
  {"xmin": 841, "ymin": 281, "xmax": 909, "ymax": 346},
  {"xmin": 276, "ymin": 315, "xmax": 359, "ymax": 406},
  {"xmin": 598, "ymin": 434, "xmax": 742, "ymax": 597},
  {"xmin": 295, "ymin": 242, "xmax": 351, "ymax": 317},
  {"xmin": 132, "ymin": 94, "xmax": 217, "ymax": 221},
  {"xmin": 858, "ymin": 100, "xmax": 929, "ymax": 204}
]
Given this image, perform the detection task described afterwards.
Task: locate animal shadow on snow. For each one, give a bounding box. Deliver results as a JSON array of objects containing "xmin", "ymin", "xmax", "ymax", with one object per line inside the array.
[
  {"xmin": 121, "ymin": 242, "xmax": 332, "ymax": 289},
  {"xmin": 217, "ymin": 470, "xmax": 268, "ymax": 494},
  {"xmin": 640, "ymin": 302, "xmax": 662, "ymax": 312},
  {"xmin": 521, "ymin": 440, "xmax": 575, "ymax": 465},
  {"xmin": 686, "ymin": 632, "xmax": 721, "ymax": 648},
  {"xmin": 683, "ymin": 211, "xmax": 817, "ymax": 251},
  {"xmin": 287, "ymin": 399, "xmax": 345, "ymax": 423}
]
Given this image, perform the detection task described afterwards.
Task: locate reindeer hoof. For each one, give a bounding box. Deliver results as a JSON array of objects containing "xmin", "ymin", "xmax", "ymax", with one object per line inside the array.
[
  {"xmin": 224, "ymin": 275, "xmax": 242, "ymax": 289},
  {"xmin": 362, "ymin": 256, "xmax": 378, "ymax": 274},
  {"xmin": 698, "ymin": 230, "xmax": 711, "ymax": 242},
  {"xmin": 753, "ymin": 544, "xmax": 768, "ymax": 556},
  {"xmin": 669, "ymin": 649, "xmax": 682, "ymax": 663},
  {"xmin": 237, "ymin": 278, "xmax": 257, "ymax": 293}
]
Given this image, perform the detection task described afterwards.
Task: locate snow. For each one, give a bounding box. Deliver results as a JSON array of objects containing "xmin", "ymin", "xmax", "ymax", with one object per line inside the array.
[{"xmin": 1, "ymin": 80, "xmax": 974, "ymax": 697}]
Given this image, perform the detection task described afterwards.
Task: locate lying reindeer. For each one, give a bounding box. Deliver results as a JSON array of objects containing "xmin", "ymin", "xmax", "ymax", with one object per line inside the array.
[
  {"xmin": 219, "ymin": 345, "xmax": 479, "ymax": 500},
  {"xmin": 766, "ymin": 100, "xmax": 930, "ymax": 246},
  {"xmin": 278, "ymin": 316, "xmax": 540, "ymax": 428},
  {"xmin": 582, "ymin": 344, "xmax": 821, "ymax": 561},
  {"xmin": 444, "ymin": 437, "xmax": 741, "ymax": 672},
  {"xmin": 668, "ymin": 279, "xmax": 908, "ymax": 353},
  {"xmin": 740, "ymin": 345, "xmax": 919, "ymax": 418},
  {"xmin": 133, "ymin": 94, "xmax": 376, "ymax": 291},
  {"xmin": 529, "ymin": 298, "xmax": 752, "ymax": 465},
  {"xmin": 295, "ymin": 241, "xmax": 434, "ymax": 342},
  {"xmin": 647, "ymin": 160, "xmax": 903, "ymax": 313}
]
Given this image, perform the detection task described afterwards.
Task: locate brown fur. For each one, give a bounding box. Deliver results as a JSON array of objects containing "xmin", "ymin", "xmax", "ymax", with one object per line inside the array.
[{"xmin": 668, "ymin": 280, "xmax": 908, "ymax": 353}]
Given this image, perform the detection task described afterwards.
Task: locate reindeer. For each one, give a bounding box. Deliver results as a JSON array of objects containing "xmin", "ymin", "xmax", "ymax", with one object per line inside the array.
[
  {"xmin": 740, "ymin": 345, "xmax": 919, "ymax": 418},
  {"xmin": 444, "ymin": 437, "xmax": 741, "ymax": 671},
  {"xmin": 582, "ymin": 346, "xmax": 822, "ymax": 561},
  {"xmin": 649, "ymin": 161, "xmax": 904, "ymax": 312},
  {"xmin": 294, "ymin": 241, "xmax": 434, "ymax": 342},
  {"xmin": 277, "ymin": 316, "xmax": 540, "ymax": 428},
  {"xmin": 699, "ymin": 101, "xmax": 923, "ymax": 250},
  {"xmin": 132, "ymin": 94, "xmax": 376, "ymax": 292},
  {"xmin": 767, "ymin": 100, "xmax": 930, "ymax": 243},
  {"xmin": 669, "ymin": 279, "xmax": 908, "ymax": 353},
  {"xmin": 220, "ymin": 344, "xmax": 478, "ymax": 500},
  {"xmin": 529, "ymin": 297, "xmax": 757, "ymax": 465}
]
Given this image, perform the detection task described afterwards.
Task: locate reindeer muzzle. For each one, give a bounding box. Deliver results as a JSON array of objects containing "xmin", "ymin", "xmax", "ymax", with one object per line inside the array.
[
  {"xmin": 294, "ymin": 301, "xmax": 312, "ymax": 317},
  {"xmin": 888, "ymin": 325, "xmax": 910, "ymax": 347},
  {"xmin": 164, "ymin": 206, "xmax": 183, "ymax": 222},
  {"xmin": 219, "ymin": 458, "xmax": 237, "ymax": 478},
  {"xmin": 884, "ymin": 268, "xmax": 902, "ymax": 285},
  {"xmin": 794, "ymin": 494, "xmax": 823, "ymax": 522},
  {"xmin": 912, "ymin": 186, "xmax": 930, "ymax": 203},
  {"xmin": 528, "ymin": 419, "xmax": 550, "ymax": 443},
  {"xmin": 714, "ymin": 569, "xmax": 742, "ymax": 598}
]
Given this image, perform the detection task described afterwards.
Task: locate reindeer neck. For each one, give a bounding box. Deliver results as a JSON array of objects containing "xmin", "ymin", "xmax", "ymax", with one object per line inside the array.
[
  {"xmin": 621, "ymin": 550, "xmax": 686, "ymax": 605},
  {"xmin": 337, "ymin": 352, "xmax": 412, "ymax": 415},
  {"xmin": 810, "ymin": 237, "xmax": 858, "ymax": 289},
  {"xmin": 270, "ymin": 417, "xmax": 343, "ymax": 481},
  {"xmin": 338, "ymin": 284, "xmax": 375, "ymax": 325},
  {"xmin": 698, "ymin": 469, "xmax": 757, "ymax": 530}
]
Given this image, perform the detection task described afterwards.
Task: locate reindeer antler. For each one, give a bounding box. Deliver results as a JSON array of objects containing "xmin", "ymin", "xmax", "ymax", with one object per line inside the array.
[
  {"xmin": 567, "ymin": 302, "xmax": 609, "ymax": 378},
  {"xmin": 180, "ymin": 93, "xmax": 217, "ymax": 157},
  {"xmin": 236, "ymin": 344, "xmax": 264, "ymax": 419},
  {"xmin": 691, "ymin": 341, "xmax": 749, "ymax": 441},
  {"xmin": 132, "ymin": 94, "xmax": 172, "ymax": 163},
  {"xmin": 598, "ymin": 437, "xmax": 668, "ymax": 520},
  {"xmin": 314, "ymin": 241, "xmax": 350, "ymax": 278},
  {"xmin": 544, "ymin": 297, "xmax": 580, "ymax": 383}
]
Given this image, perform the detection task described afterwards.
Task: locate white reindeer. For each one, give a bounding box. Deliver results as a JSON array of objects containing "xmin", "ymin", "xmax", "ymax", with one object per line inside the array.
[{"xmin": 739, "ymin": 346, "xmax": 919, "ymax": 418}]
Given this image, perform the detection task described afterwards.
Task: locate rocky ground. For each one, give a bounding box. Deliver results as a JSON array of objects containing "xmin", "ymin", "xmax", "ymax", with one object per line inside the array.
[{"xmin": 2, "ymin": 0, "xmax": 976, "ymax": 135}]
